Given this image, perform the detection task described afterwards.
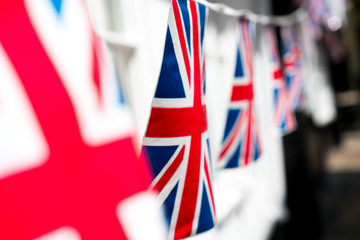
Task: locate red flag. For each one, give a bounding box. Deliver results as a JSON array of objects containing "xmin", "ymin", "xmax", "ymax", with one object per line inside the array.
[{"xmin": 0, "ymin": 0, "xmax": 157, "ymax": 239}]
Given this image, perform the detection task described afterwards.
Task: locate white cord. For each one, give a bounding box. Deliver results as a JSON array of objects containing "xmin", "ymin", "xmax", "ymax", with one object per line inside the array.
[{"xmin": 192, "ymin": 0, "xmax": 308, "ymax": 26}]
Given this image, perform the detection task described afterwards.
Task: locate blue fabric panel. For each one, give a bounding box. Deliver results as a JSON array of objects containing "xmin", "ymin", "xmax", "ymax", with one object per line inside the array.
[
  {"xmin": 285, "ymin": 75, "xmax": 292, "ymax": 88},
  {"xmin": 145, "ymin": 145, "xmax": 178, "ymax": 177},
  {"xmin": 164, "ymin": 181, "xmax": 179, "ymax": 225},
  {"xmin": 155, "ymin": 28, "xmax": 186, "ymax": 99},
  {"xmin": 234, "ymin": 47, "xmax": 244, "ymax": 78},
  {"xmin": 222, "ymin": 109, "xmax": 241, "ymax": 142},
  {"xmin": 225, "ymin": 141, "xmax": 241, "ymax": 168},
  {"xmin": 196, "ymin": 183, "xmax": 215, "ymax": 234},
  {"xmin": 253, "ymin": 139, "xmax": 259, "ymax": 161},
  {"xmin": 281, "ymin": 118, "xmax": 286, "ymax": 132},
  {"xmin": 273, "ymin": 88, "xmax": 279, "ymax": 106},
  {"xmin": 178, "ymin": 0, "xmax": 191, "ymax": 55},
  {"xmin": 199, "ymin": 3, "xmax": 206, "ymax": 51},
  {"xmin": 50, "ymin": 0, "xmax": 62, "ymax": 15},
  {"xmin": 114, "ymin": 70, "xmax": 125, "ymax": 104}
]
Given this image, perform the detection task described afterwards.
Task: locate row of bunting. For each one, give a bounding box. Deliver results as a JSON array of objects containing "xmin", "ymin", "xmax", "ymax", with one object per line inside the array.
[
  {"xmin": 0, "ymin": 0, "xmax": 335, "ymax": 239},
  {"xmin": 142, "ymin": 0, "xmax": 313, "ymax": 239}
]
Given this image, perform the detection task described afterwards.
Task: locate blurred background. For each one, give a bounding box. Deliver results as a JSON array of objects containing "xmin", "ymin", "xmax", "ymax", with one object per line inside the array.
[{"xmin": 270, "ymin": 0, "xmax": 360, "ymax": 240}]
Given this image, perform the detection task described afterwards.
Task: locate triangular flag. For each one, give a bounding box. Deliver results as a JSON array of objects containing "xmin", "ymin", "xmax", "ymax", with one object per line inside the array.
[
  {"xmin": 217, "ymin": 20, "xmax": 262, "ymax": 168},
  {"xmin": 142, "ymin": 0, "xmax": 215, "ymax": 239}
]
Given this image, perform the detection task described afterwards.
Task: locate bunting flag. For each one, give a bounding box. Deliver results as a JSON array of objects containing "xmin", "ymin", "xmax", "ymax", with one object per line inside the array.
[
  {"xmin": 299, "ymin": 19, "xmax": 337, "ymax": 127},
  {"xmin": 142, "ymin": 0, "xmax": 215, "ymax": 239},
  {"xmin": 0, "ymin": 0, "xmax": 159, "ymax": 239},
  {"xmin": 266, "ymin": 27, "xmax": 297, "ymax": 134},
  {"xmin": 217, "ymin": 20, "xmax": 262, "ymax": 168},
  {"xmin": 281, "ymin": 25, "xmax": 304, "ymax": 111}
]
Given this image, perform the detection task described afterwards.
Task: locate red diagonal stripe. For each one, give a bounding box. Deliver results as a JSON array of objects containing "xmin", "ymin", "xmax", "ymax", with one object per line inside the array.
[
  {"xmin": 219, "ymin": 107, "xmax": 247, "ymax": 160},
  {"xmin": 153, "ymin": 146, "xmax": 185, "ymax": 192},
  {"xmin": 92, "ymin": 36, "xmax": 102, "ymax": 107},
  {"xmin": 242, "ymin": 21, "xmax": 253, "ymax": 78},
  {"xmin": 243, "ymin": 103, "xmax": 253, "ymax": 165},
  {"xmin": 173, "ymin": 0, "xmax": 191, "ymax": 85}
]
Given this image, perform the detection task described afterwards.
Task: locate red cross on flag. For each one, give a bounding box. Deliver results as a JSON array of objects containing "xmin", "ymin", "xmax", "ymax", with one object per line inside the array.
[
  {"xmin": 266, "ymin": 26, "xmax": 297, "ymax": 134},
  {"xmin": 0, "ymin": 0, "xmax": 166, "ymax": 239}
]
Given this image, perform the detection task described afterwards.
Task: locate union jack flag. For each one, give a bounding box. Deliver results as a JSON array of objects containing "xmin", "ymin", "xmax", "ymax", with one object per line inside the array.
[
  {"xmin": 281, "ymin": 26, "xmax": 304, "ymax": 111},
  {"xmin": 0, "ymin": 0, "xmax": 156, "ymax": 239},
  {"xmin": 142, "ymin": 0, "xmax": 216, "ymax": 239},
  {"xmin": 217, "ymin": 20, "xmax": 262, "ymax": 169},
  {"xmin": 266, "ymin": 27, "xmax": 297, "ymax": 134}
]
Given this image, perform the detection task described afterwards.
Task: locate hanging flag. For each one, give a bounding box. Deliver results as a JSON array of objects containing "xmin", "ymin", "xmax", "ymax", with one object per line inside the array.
[
  {"xmin": 217, "ymin": 20, "xmax": 262, "ymax": 169},
  {"xmin": 142, "ymin": 0, "xmax": 216, "ymax": 239},
  {"xmin": 253, "ymin": 24, "xmax": 288, "ymax": 228},
  {"xmin": 266, "ymin": 27, "xmax": 297, "ymax": 134},
  {"xmin": 0, "ymin": 0, "xmax": 162, "ymax": 239},
  {"xmin": 299, "ymin": 19, "xmax": 337, "ymax": 127},
  {"xmin": 281, "ymin": 25, "xmax": 304, "ymax": 111}
]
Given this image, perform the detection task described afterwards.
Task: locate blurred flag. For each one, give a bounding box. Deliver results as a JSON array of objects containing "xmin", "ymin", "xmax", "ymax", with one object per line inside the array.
[
  {"xmin": 142, "ymin": 0, "xmax": 216, "ymax": 239},
  {"xmin": 281, "ymin": 25, "xmax": 304, "ymax": 111},
  {"xmin": 306, "ymin": 0, "xmax": 347, "ymax": 35},
  {"xmin": 307, "ymin": 0, "xmax": 332, "ymax": 38},
  {"xmin": 266, "ymin": 27, "xmax": 297, "ymax": 134},
  {"xmin": 300, "ymin": 19, "xmax": 337, "ymax": 127},
  {"xmin": 217, "ymin": 20, "xmax": 262, "ymax": 168},
  {"xmin": 0, "ymin": 0, "xmax": 165, "ymax": 239},
  {"xmin": 253, "ymin": 25, "xmax": 288, "ymax": 229},
  {"xmin": 305, "ymin": 0, "xmax": 346, "ymax": 61}
]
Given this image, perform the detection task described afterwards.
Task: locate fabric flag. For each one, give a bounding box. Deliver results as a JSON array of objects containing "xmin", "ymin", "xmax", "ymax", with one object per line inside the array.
[
  {"xmin": 252, "ymin": 24, "xmax": 288, "ymax": 229},
  {"xmin": 266, "ymin": 27, "xmax": 297, "ymax": 134},
  {"xmin": 142, "ymin": 0, "xmax": 216, "ymax": 239},
  {"xmin": 299, "ymin": 19, "xmax": 337, "ymax": 127},
  {"xmin": 307, "ymin": 0, "xmax": 332, "ymax": 39},
  {"xmin": 0, "ymin": 0, "xmax": 162, "ymax": 239},
  {"xmin": 306, "ymin": 0, "xmax": 346, "ymax": 37},
  {"xmin": 306, "ymin": 0, "xmax": 345, "ymax": 61},
  {"xmin": 280, "ymin": 25, "xmax": 304, "ymax": 111},
  {"xmin": 217, "ymin": 20, "xmax": 262, "ymax": 169}
]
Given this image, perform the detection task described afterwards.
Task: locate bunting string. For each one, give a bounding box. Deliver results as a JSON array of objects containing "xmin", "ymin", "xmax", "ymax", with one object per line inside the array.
[{"xmin": 193, "ymin": 0, "xmax": 308, "ymax": 25}]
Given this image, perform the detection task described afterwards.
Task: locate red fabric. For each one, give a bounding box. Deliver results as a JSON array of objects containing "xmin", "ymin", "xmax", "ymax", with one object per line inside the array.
[{"xmin": 0, "ymin": 1, "xmax": 152, "ymax": 239}]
